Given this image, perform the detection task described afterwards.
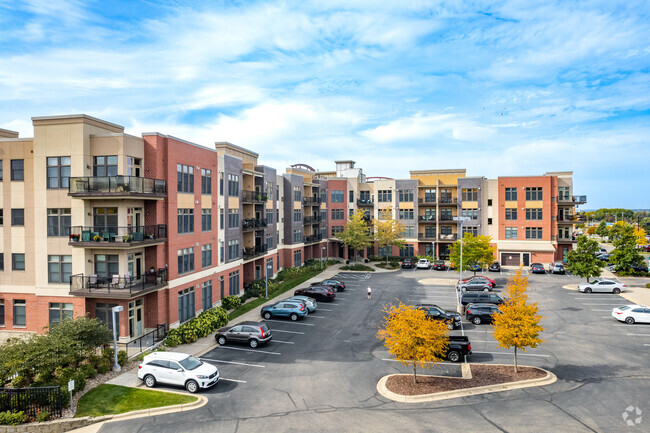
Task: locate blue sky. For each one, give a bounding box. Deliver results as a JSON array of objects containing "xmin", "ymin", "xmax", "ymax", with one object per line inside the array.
[{"xmin": 1, "ymin": 0, "xmax": 649, "ymax": 209}]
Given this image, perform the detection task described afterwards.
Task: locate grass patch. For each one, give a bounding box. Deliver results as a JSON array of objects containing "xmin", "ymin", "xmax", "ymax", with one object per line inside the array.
[
  {"xmin": 340, "ymin": 264, "xmax": 375, "ymax": 272},
  {"xmin": 75, "ymin": 384, "xmax": 197, "ymax": 418},
  {"xmin": 376, "ymin": 262, "xmax": 400, "ymax": 269}
]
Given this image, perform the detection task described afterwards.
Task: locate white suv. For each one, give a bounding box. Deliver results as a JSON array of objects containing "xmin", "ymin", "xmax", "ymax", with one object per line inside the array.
[
  {"xmin": 138, "ymin": 352, "xmax": 219, "ymax": 393},
  {"xmin": 416, "ymin": 259, "xmax": 431, "ymax": 269}
]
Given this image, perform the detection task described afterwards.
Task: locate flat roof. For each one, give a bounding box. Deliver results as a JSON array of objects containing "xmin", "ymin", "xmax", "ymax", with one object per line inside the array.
[{"xmin": 31, "ymin": 114, "xmax": 124, "ymax": 132}]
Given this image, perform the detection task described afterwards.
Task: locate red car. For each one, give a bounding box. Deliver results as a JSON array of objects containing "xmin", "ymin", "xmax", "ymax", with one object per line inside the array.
[{"xmin": 461, "ymin": 275, "xmax": 496, "ymax": 288}]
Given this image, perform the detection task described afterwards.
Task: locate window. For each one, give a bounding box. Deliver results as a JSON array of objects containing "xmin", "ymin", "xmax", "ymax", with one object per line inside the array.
[
  {"xmin": 49, "ymin": 303, "xmax": 73, "ymax": 325},
  {"xmin": 320, "ymin": 210, "xmax": 327, "ymax": 222},
  {"xmin": 440, "ymin": 189, "xmax": 453, "ymax": 202},
  {"xmin": 461, "ymin": 188, "xmax": 477, "ymax": 201},
  {"xmin": 424, "ymin": 226, "xmax": 436, "ymax": 237},
  {"xmin": 95, "ymin": 303, "xmax": 119, "ymax": 336},
  {"xmin": 399, "ymin": 244, "xmax": 414, "ymax": 257},
  {"xmin": 201, "ymin": 244, "xmax": 212, "ymax": 268},
  {"xmin": 0, "ymin": 160, "xmax": 2, "ymax": 180},
  {"xmin": 11, "ymin": 209, "xmax": 24, "ymax": 226},
  {"xmin": 11, "ymin": 160, "xmax": 24, "ymax": 181},
  {"xmin": 220, "ymin": 209, "xmax": 224, "ymax": 229},
  {"xmin": 331, "ymin": 209, "xmax": 345, "ymax": 220},
  {"xmin": 93, "ymin": 155, "xmax": 117, "ymax": 177},
  {"xmin": 377, "ymin": 190, "xmax": 392, "ymax": 202},
  {"xmin": 293, "ymin": 186, "xmax": 302, "ymax": 202},
  {"xmin": 423, "ymin": 208, "xmax": 435, "ymax": 220},
  {"xmin": 201, "ymin": 209, "xmax": 212, "ymax": 231},
  {"xmin": 227, "ymin": 174, "xmax": 239, "ymax": 196},
  {"xmin": 462, "ymin": 226, "xmax": 478, "ymax": 237},
  {"xmin": 177, "ymin": 248, "xmax": 195, "ymax": 274},
  {"xmin": 202, "ymin": 281, "xmax": 213, "ymax": 311},
  {"xmin": 219, "ymin": 241, "xmax": 224, "ymax": 263},
  {"xmin": 0, "ymin": 254, "xmax": 3, "ymax": 271},
  {"xmin": 293, "ymin": 250, "xmax": 302, "ymax": 267},
  {"xmin": 399, "ymin": 189, "xmax": 413, "ymax": 202},
  {"xmin": 219, "ymin": 172, "xmax": 224, "ymax": 195},
  {"xmin": 320, "ymin": 227, "xmax": 327, "ymax": 239},
  {"xmin": 94, "ymin": 254, "xmax": 119, "ymax": 278},
  {"xmin": 266, "ymin": 234, "xmax": 273, "ymax": 251},
  {"xmin": 440, "ymin": 209, "xmax": 452, "ymax": 220},
  {"xmin": 424, "ymin": 189, "xmax": 436, "ymax": 202},
  {"xmin": 48, "ymin": 255, "xmax": 72, "ymax": 283},
  {"xmin": 46, "ymin": 157, "xmax": 71, "ymax": 189},
  {"xmin": 293, "ymin": 229, "xmax": 302, "ymax": 243},
  {"xmin": 228, "ymin": 270, "xmax": 240, "ymax": 295},
  {"xmin": 331, "ymin": 226, "xmax": 344, "ymax": 236},
  {"xmin": 293, "ymin": 210, "xmax": 302, "ymax": 222},
  {"xmin": 525, "ymin": 187, "xmax": 543, "ymax": 201},
  {"xmin": 266, "ymin": 210, "xmax": 273, "ymax": 224},
  {"xmin": 349, "ymin": 209, "xmax": 354, "ymax": 217},
  {"xmin": 401, "ymin": 226, "xmax": 414, "ymax": 237},
  {"xmin": 47, "ymin": 208, "xmax": 71, "ymax": 237},
  {"xmin": 399, "ymin": 209, "xmax": 414, "ymax": 220},
  {"xmin": 461, "ymin": 209, "xmax": 478, "ymax": 220},
  {"xmin": 488, "ymin": 218, "xmax": 493, "ymax": 225},
  {"xmin": 331, "ymin": 190, "xmax": 344, "ymax": 203},
  {"xmin": 178, "ymin": 287, "xmax": 195, "ymax": 323},
  {"xmin": 177, "ymin": 164, "xmax": 194, "ymax": 193},
  {"xmin": 349, "ymin": 190, "xmax": 354, "ymax": 203},
  {"xmin": 505, "ymin": 208, "xmax": 517, "ymax": 220},
  {"xmin": 93, "ymin": 207, "xmax": 118, "ymax": 228},
  {"xmin": 558, "ymin": 186, "xmax": 570, "ymax": 201},
  {"xmin": 440, "ymin": 226, "xmax": 452, "ymax": 235},
  {"xmin": 228, "ymin": 240, "xmax": 239, "ymax": 260},
  {"xmin": 487, "ymin": 199, "xmax": 492, "ymax": 206},
  {"xmin": 526, "ymin": 227, "xmax": 543, "ymax": 239},
  {"xmin": 0, "ymin": 209, "xmax": 2, "ymax": 225},
  {"xmin": 201, "ymin": 169, "xmax": 212, "ymax": 194},
  {"xmin": 177, "ymin": 209, "xmax": 194, "ymax": 234},
  {"xmin": 0, "ymin": 300, "xmax": 4, "ymax": 326},
  {"xmin": 320, "ymin": 190, "xmax": 326, "ymax": 203},
  {"xmin": 526, "ymin": 208, "xmax": 543, "ymax": 220},
  {"xmin": 228, "ymin": 209, "xmax": 239, "ymax": 228},
  {"xmin": 13, "ymin": 300, "xmax": 26, "ymax": 326},
  {"xmin": 12, "ymin": 253, "xmax": 25, "ymax": 270},
  {"xmin": 505, "ymin": 187, "xmax": 517, "ymax": 201}
]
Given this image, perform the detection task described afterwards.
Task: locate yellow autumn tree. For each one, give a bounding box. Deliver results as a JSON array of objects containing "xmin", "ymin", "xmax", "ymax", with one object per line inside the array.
[
  {"xmin": 491, "ymin": 266, "xmax": 544, "ymax": 373},
  {"xmin": 377, "ymin": 302, "xmax": 449, "ymax": 384},
  {"xmin": 634, "ymin": 227, "xmax": 647, "ymax": 246},
  {"xmin": 372, "ymin": 208, "xmax": 406, "ymax": 265}
]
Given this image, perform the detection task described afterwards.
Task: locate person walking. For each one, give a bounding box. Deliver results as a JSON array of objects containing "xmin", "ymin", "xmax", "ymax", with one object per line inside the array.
[{"xmin": 367, "ymin": 286, "xmax": 372, "ymax": 300}]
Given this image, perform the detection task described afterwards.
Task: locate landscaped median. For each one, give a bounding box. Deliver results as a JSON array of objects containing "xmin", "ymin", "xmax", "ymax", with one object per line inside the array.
[{"xmin": 377, "ymin": 364, "xmax": 557, "ymax": 403}]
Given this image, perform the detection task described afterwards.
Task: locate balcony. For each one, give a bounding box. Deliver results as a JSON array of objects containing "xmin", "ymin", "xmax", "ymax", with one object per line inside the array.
[
  {"xmin": 418, "ymin": 233, "xmax": 437, "ymax": 240},
  {"xmin": 69, "ymin": 268, "xmax": 168, "ymax": 299},
  {"xmin": 304, "ymin": 233, "xmax": 323, "ymax": 244},
  {"xmin": 439, "ymin": 233, "xmax": 458, "ymax": 241},
  {"xmin": 242, "ymin": 190, "xmax": 268, "ymax": 203},
  {"xmin": 558, "ymin": 195, "xmax": 587, "ymax": 205},
  {"xmin": 304, "ymin": 215, "xmax": 322, "ymax": 224},
  {"xmin": 69, "ymin": 176, "xmax": 166, "ymax": 199},
  {"xmin": 556, "ymin": 235, "xmax": 577, "ymax": 243},
  {"xmin": 438, "ymin": 197, "xmax": 457, "ymax": 205},
  {"xmin": 418, "ymin": 215, "xmax": 437, "ymax": 223},
  {"xmin": 418, "ymin": 198, "xmax": 437, "ymax": 206},
  {"xmin": 242, "ymin": 218, "xmax": 267, "ymax": 231},
  {"xmin": 557, "ymin": 215, "xmax": 574, "ymax": 223},
  {"xmin": 357, "ymin": 199, "xmax": 374, "ymax": 206},
  {"xmin": 304, "ymin": 197, "xmax": 322, "ymax": 206},
  {"xmin": 69, "ymin": 225, "xmax": 167, "ymax": 248},
  {"xmin": 243, "ymin": 245, "xmax": 268, "ymax": 260},
  {"xmin": 439, "ymin": 215, "xmax": 455, "ymax": 222}
]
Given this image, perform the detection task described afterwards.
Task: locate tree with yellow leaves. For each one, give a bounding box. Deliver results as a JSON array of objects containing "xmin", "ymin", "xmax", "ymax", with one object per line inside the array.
[
  {"xmin": 491, "ymin": 267, "xmax": 544, "ymax": 373},
  {"xmin": 372, "ymin": 208, "xmax": 406, "ymax": 265},
  {"xmin": 377, "ymin": 302, "xmax": 449, "ymax": 384},
  {"xmin": 634, "ymin": 227, "xmax": 647, "ymax": 246},
  {"xmin": 336, "ymin": 209, "xmax": 373, "ymax": 263}
]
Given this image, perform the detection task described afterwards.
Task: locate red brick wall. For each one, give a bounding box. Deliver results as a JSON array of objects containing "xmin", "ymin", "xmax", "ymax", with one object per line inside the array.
[
  {"xmin": 1, "ymin": 294, "xmax": 86, "ymax": 335},
  {"xmin": 498, "ymin": 176, "xmax": 554, "ymax": 241}
]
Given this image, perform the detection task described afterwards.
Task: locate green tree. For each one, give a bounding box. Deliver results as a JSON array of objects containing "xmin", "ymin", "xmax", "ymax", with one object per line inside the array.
[
  {"xmin": 595, "ymin": 220, "xmax": 609, "ymax": 238},
  {"xmin": 565, "ymin": 235, "xmax": 602, "ymax": 282},
  {"xmin": 377, "ymin": 302, "xmax": 449, "ymax": 384},
  {"xmin": 336, "ymin": 209, "xmax": 373, "ymax": 262},
  {"xmin": 610, "ymin": 225, "xmax": 645, "ymax": 274},
  {"xmin": 48, "ymin": 315, "xmax": 112, "ymax": 355},
  {"xmin": 372, "ymin": 208, "xmax": 406, "ymax": 264},
  {"xmin": 491, "ymin": 267, "xmax": 544, "ymax": 373},
  {"xmin": 449, "ymin": 233, "xmax": 496, "ymax": 275}
]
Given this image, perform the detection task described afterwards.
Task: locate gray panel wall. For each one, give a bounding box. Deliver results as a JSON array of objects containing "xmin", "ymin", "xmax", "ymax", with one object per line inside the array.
[
  {"xmin": 224, "ymin": 154, "xmax": 243, "ymax": 262},
  {"xmin": 457, "ymin": 177, "xmax": 483, "ymax": 233}
]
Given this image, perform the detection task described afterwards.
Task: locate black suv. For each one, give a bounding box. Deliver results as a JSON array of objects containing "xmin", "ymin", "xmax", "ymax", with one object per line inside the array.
[
  {"xmin": 295, "ymin": 285, "xmax": 336, "ymax": 302},
  {"xmin": 465, "ymin": 303, "xmax": 501, "ymax": 325},
  {"xmin": 311, "ymin": 279, "xmax": 345, "ymax": 291},
  {"xmin": 460, "ymin": 292, "xmax": 505, "ymax": 306},
  {"xmin": 415, "ymin": 304, "xmax": 461, "ymax": 330},
  {"xmin": 432, "ymin": 260, "xmax": 447, "ymax": 271},
  {"xmin": 402, "ymin": 258, "xmax": 415, "ymax": 269},
  {"xmin": 215, "ymin": 321, "xmax": 272, "ymax": 348}
]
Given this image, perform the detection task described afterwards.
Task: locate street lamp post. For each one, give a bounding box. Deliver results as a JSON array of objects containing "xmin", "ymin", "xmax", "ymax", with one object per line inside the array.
[
  {"xmin": 431, "ymin": 241, "xmax": 435, "ymax": 260},
  {"xmin": 265, "ymin": 264, "xmax": 272, "ymax": 299},
  {"xmin": 453, "ymin": 216, "xmax": 471, "ymax": 305},
  {"xmin": 111, "ymin": 306, "xmax": 124, "ymax": 372},
  {"xmin": 321, "ymin": 245, "xmax": 326, "ymax": 269}
]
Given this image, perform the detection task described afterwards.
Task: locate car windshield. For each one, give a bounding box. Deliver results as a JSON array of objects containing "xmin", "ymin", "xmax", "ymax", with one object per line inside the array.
[{"xmin": 179, "ymin": 356, "xmax": 203, "ymax": 370}]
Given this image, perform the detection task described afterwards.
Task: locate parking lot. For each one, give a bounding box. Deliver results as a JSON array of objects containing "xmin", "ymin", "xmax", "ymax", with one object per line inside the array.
[{"xmin": 101, "ymin": 268, "xmax": 650, "ymax": 433}]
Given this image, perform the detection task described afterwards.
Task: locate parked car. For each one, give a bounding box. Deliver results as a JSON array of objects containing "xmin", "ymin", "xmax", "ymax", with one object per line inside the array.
[
  {"xmin": 432, "ymin": 260, "xmax": 447, "ymax": 270},
  {"xmin": 294, "ymin": 285, "xmax": 336, "ymax": 302},
  {"xmin": 488, "ymin": 262, "xmax": 501, "ymax": 272},
  {"xmin": 261, "ymin": 301, "xmax": 308, "ymax": 321},
  {"xmin": 596, "ymin": 253, "xmax": 610, "ymax": 261},
  {"xmin": 445, "ymin": 336, "xmax": 472, "ymax": 362},
  {"xmin": 285, "ymin": 295, "xmax": 317, "ymax": 313},
  {"xmin": 612, "ymin": 305, "xmax": 650, "ymax": 324},
  {"xmin": 215, "ymin": 321, "xmax": 272, "ymax": 348},
  {"xmin": 530, "ymin": 263, "xmax": 546, "ymax": 274},
  {"xmin": 281, "ymin": 297, "xmax": 311, "ymax": 313},
  {"xmin": 415, "ymin": 304, "xmax": 461, "ymax": 330},
  {"xmin": 597, "ymin": 248, "xmax": 607, "ymax": 255},
  {"xmin": 465, "ymin": 303, "xmax": 501, "ymax": 325},
  {"xmin": 468, "ymin": 263, "xmax": 483, "ymax": 272},
  {"xmin": 311, "ymin": 279, "xmax": 345, "ymax": 291},
  {"xmin": 460, "ymin": 292, "xmax": 505, "ymax": 306},
  {"xmin": 138, "ymin": 352, "xmax": 219, "ymax": 393},
  {"xmin": 461, "ymin": 275, "xmax": 496, "ymax": 288},
  {"xmin": 457, "ymin": 279, "xmax": 492, "ymax": 292},
  {"xmin": 550, "ymin": 262, "xmax": 565, "ymax": 274},
  {"xmin": 402, "ymin": 258, "xmax": 415, "ymax": 269},
  {"xmin": 416, "ymin": 259, "xmax": 431, "ymax": 269},
  {"xmin": 577, "ymin": 278, "xmax": 627, "ymax": 294},
  {"xmin": 631, "ymin": 264, "xmax": 649, "ymax": 274}
]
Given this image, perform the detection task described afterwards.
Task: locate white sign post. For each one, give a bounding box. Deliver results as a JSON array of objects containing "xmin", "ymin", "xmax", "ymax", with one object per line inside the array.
[{"xmin": 68, "ymin": 379, "xmax": 75, "ymax": 411}]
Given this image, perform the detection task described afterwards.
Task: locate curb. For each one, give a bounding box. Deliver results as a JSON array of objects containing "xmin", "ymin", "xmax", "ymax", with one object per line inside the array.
[{"xmin": 376, "ymin": 364, "xmax": 557, "ymax": 403}]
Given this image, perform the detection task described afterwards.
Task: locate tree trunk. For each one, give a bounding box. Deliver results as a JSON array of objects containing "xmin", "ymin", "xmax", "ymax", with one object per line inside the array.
[
  {"xmin": 413, "ymin": 361, "xmax": 417, "ymax": 384},
  {"xmin": 386, "ymin": 250, "xmax": 389, "ymax": 265},
  {"xmin": 514, "ymin": 347, "xmax": 518, "ymax": 374}
]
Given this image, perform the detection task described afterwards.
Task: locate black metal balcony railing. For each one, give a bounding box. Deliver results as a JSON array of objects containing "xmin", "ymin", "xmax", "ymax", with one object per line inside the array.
[
  {"xmin": 69, "ymin": 225, "xmax": 167, "ymax": 245},
  {"xmin": 418, "ymin": 198, "xmax": 437, "ymax": 204},
  {"xmin": 69, "ymin": 268, "xmax": 168, "ymax": 297},
  {"xmin": 303, "ymin": 197, "xmax": 322, "ymax": 205},
  {"xmin": 418, "ymin": 233, "xmax": 437, "ymax": 240},
  {"xmin": 357, "ymin": 199, "xmax": 374, "ymax": 206},
  {"xmin": 419, "ymin": 215, "xmax": 436, "ymax": 222},
  {"xmin": 439, "ymin": 197, "xmax": 457, "ymax": 204},
  {"xmin": 558, "ymin": 195, "xmax": 587, "ymax": 204},
  {"xmin": 69, "ymin": 176, "xmax": 166, "ymax": 197},
  {"xmin": 557, "ymin": 215, "xmax": 574, "ymax": 222},
  {"xmin": 242, "ymin": 218, "xmax": 267, "ymax": 231},
  {"xmin": 439, "ymin": 215, "xmax": 454, "ymax": 221},
  {"xmin": 242, "ymin": 190, "xmax": 268, "ymax": 203},
  {"xmin": 304, "ymin": 233, "xmax": 323, "ymax": 243},
  {"xmin": 304, "ymin": 215, "xmax": 322, "ymax": 224},
  {"xmin": 557, "ymin": 236, "xmax": 577, "ymax": 243},
  {"xmin": 243, "ymin": 245, "xmax": 268, "ymax": 260},
  {"xmin": 439, "ymin": 233, "xmax": 458, "ymax": 241}
]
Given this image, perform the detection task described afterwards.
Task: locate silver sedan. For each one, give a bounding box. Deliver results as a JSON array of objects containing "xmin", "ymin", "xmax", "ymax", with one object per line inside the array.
[{"xmin": 577, "ymin": 278, "xmax": 627, "ymax": 294}]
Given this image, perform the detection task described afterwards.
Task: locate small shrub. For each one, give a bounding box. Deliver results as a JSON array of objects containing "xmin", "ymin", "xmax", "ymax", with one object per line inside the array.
[
  {"xmin": 0, "ymin": 410, "xmax": 30, "ymax": 426},
  {"xmin": 646, "ymin": 283, "xmax": 650, "ymax": 289},
  {"xmin": 10, "ymin": 375, "xmax": 29, "ymax": 388},
  {"xmin": 102, "ymin": 347, "xmax": 114, "ymax": 361},
  {"xmin": 345, "ymin": 260, "xmax": 350, "ymax": 265},
  {"xmin": 117, "ymin": 350, "xmax": 128, "ymax": 366},
  {"xmin": 73, "ymin": 372, "xmax": 87, "ymax": 393},
  {"xmin": 88, "ymin": 354, "xmax": 101, "ymax": 369},
  {"xmin": 36, "ymin": 410, "xmax": 50, "ymax": 422},
  {"xmin": 138, "ymin": 347, "xmax": 166, "ymax": 361},
  {"xmin": 222, "ymin": 295, "xmax": 242, "ymax": 310},
  {"xmin": 340, "ymin": 264, "xmax": 375, "ymax": 271},
  {"xmin": 79, "ymin": 363, "xmax": 97, "ymax": 379},
  {"xmin": 97, "ymin": 357, "xmax": 111, "ymax": 374}
]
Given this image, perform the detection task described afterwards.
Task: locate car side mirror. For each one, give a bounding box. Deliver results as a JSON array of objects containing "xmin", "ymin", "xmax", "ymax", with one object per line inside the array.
[{"xmin": 177, "ymin": 368, "xmax": 183, "ymax": 372}]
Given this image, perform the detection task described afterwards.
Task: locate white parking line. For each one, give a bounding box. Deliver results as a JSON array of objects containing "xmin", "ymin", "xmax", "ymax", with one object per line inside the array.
[
  {"xmin": 271, "ymin": 340, "xmax": 295, "ymax": 344},
  {"xmin": 380, "ymin": 358, "xmax": 457, "ymax": 366},
  {"xmin": 318, "ymin": 309, "xmax": 333, "ymax": 312},
  {"xmin": 272, "ymin": 329, "xmax": 305, "ymax": 335},
  {"xmin": 221, "ymin": 378, "xmax": 247, "ymax": 383},
  {"xmin": 328, "ymin": 303, "xmax": 340, "ymax": 306},
  {"xmin": 200, "ymin": 358, "xmax": 265, "ymax": 368},
  {"xmin": 644, "ymin": 344, "xmax": 650, "ymax": 347},
  {"xmin": 473, "ymin": 351, "xmax": 550, "ymax": 358},
  {"xmin": 264, "ymin": 319, "xmax": 315, "ymax": 326},
  {"xmin": 216, "ymin": 346, "xmax": 281, "ymax": 355},
  {"xmin": 626, "ymin": 334, "xmax": 650, "ymax": 337},
  {"xmin": 307, "ymin": 316, "xmax": 326, "ymax": 319},
  {"xmin": 574, "ymin": 297, "xmax": 621, "ymax": 299},
  {"xmin": 592, "ymin": 309, "xmax": 614, "ymax": 312},
  {"xmin": 582, "ymin": 303, "xmax": 626, "ymax": 305},
  {"xmin": 336, "ymin": 297, "xmax": 347, "ymax": 300}
]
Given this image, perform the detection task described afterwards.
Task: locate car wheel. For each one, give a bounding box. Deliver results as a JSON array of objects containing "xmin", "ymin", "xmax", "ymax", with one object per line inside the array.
[
  {"xmin": 613, "ymin": 288, "xmax": 621, "ymax": 294},
  {"xmin": 625, "ymin": 317, "xmax": 635, "ymax": 325},
  {"xmin": 472, "ymin": 317, "xmax": 482, "ymax": 325},
  {"xmin": 217, "ymin": 336, "xmax": 227, "ymax": 345},
  {"xmin": 483, "ymin": 288, "xmax": 490, "ymax": 292},
  {"xmin": 263, "ymin": 312, "xmax": 272, "ymax": 320},
  {"xmin": 447, "ymin": 322, "xmax": 454, "ymax": 330},
  {"xmin": 249, "ymin": 339, "xmax": 258, "ymax": 348},
  {"xmin": 290, "ymin": 313, "xmax": 298, "ymax": 321},
  {"xmin": 584, "ymin": 288, "xmax": 592, "ymax": 294},
  {"xmin": 447, "ymin": 350, "xmax": 461, "ymax": 363},
  {"xmin": 144, "ymin": 374, "xmax": 156, "ymax": 388},
  {"xmin": 185, "ymin": 380, "xmax": 199, "ymax": 393}
]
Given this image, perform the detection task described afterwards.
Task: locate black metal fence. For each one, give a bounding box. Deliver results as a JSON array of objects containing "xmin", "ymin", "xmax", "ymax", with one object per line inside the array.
[
  {"xmin": 121, "ymin": 323, "xmax": 167, "ymax": 357},
  {"xmin": 0, "ymin": 386, "xmax": 63, "ymax": 419}
]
